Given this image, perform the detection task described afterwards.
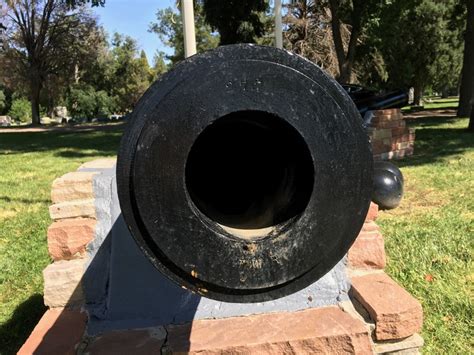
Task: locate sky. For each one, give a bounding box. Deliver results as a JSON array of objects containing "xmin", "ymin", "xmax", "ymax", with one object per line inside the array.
[{"xmin": 93, "ymin": 0, "xmax": 175, "ymax": 64}]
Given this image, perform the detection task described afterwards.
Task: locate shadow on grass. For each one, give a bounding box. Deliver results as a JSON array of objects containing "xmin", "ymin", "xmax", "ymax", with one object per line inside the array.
[
  {"xmin": 0, "ymin": 196, "xmax": 50, "ymax": 204},
  {"xmin": 0, "ymin": 127, "xmax": 124, "ymax": 158},
  {"xmin": 405, "ymin": 115, "xmax": 460, "ymax": 128},
  {"xmin": 399, "ymin": 116, "xmax": 473, "ymax": 168},
  {"xmin": 0, "ymin": 294, "xmax": 47, "ymax": 355}
]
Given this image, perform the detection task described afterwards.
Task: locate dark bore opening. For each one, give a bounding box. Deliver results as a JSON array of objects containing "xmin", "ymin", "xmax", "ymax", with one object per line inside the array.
[{"xmin": 185, "ymin": 110, "xmax": 314, "ymax": 230}]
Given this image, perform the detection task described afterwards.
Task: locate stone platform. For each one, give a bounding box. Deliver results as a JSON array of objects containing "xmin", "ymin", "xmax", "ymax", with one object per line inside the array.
[
  {"xmin": 367, "ymin": 109, "xmax": 415, "ymax": 161},
  {"xmin": 19, "ymin": 158, "xmax": 424, "ymax": 354}
]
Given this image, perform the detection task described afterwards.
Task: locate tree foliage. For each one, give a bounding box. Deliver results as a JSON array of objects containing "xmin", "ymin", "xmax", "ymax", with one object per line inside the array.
[
  {"xmin": 149, "ymin": 3, "xmax": 218, "ymax": 64},
  {"xmin": 68, "ymin": 85, "xmax": 115, "ymax": 118},
  {"xmin": 0, "ymin": 90, "xmax": 6, "ymax": 114},
  {"xmin": 71, "ymin": 32, "xmax": 156, "ymax": 115},
  {"xmin": 372, "ymin": 0, "xmax": 463, "ymax": 104},
  {"xmin": 202, "ymin": 0, "xmax": 268, "ymax": 45},
  {"xmin": 327, "ymin": 0, "xmax": 384, "ymax": 83},
  {"xmin": 0, "ymin": 0, "xmax": 103, "ymax": 124},
  {"xmin": 8, "ymin": 97, "xmax": 31, "ymax": 122},
  {"xmin": 284, "ymin": 1, "xmax": 347, "ymax": 78},
  {"xmin": 109, "ymin": 33, "xmax": 152, "ymax": 111}
]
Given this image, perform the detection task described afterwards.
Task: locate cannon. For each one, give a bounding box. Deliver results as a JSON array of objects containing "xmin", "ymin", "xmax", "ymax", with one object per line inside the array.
[
  {"xmin": 117, "ymin": 44, "xmax": 373, "ymax": 303},
  {"xmin": 341, "ymin": 84, "xmax": 409, "ymax": 117}
]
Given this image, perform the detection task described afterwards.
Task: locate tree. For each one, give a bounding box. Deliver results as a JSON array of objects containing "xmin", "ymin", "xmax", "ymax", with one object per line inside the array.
[
  {"xmin": 68, "ymin": 85, "xmax": 115, "ymax": 118},
  {"xmin": 65, "ymin": 0, "xmax": 105, "ymax": 6},
  {"xmin": 0, "ymin": 0, "xmax": 102, "ymax": 124},
  {"xmin": 284, "ymin": 1, "xmax": 347, "ymax": 78},
  {"xmin": 375, "ymin": 0, "xmax": 461, "ymax": 105},
  {"xmin": 151, "ymin": 52, "xmax": 168, "ymax": 81},
  {"xmin": 202, "ymin": 0, "xmax": 268, "ymax": 45},
  {"xmin": 8, "ymin": 97, "xmax": 31, "ymax": 122},
  {"xmin": 150, "ymin": 3, "xmax": 218, "ymax": 64},
  {"xmin": 109, "ymin": 33, "xmax": 152, "ymax": 112},
  {"xmin": 458, "ymin": 0, "xmax": 474, "ymax": 124},
  {"xmin": 328, "ymin": 0, "xmax": 383, "ymax": 84},
  {"xmin": 0, "ymin": 90, "xmax": 6, "ymax": 114}
]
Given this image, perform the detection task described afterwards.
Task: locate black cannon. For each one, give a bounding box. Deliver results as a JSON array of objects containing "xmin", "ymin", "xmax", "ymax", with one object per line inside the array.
[
  {"xmin": 342, "ymin": 84, "xmax": 409, "ymax": 117},
  {"xmin": 117, "ymin": 44, "xmax": 373, "ymax": 303}
]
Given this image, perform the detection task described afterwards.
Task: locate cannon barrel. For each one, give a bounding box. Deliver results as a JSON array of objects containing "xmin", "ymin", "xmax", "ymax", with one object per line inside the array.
[
  {"xmin": 117, "ymin": 44, "xmax": 373, "ymax": 302},
  {"xmin": 358, "ymin": 90, "xmax": 409, "ymax": 116}
]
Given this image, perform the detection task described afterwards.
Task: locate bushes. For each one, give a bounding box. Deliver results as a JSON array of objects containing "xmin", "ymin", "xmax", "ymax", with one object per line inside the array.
[
  {"xmin": 0, "ymin": 91, "xmax": 6, "ymax": 114},
  {"xmin": 95, "ymin": 90, "xmax": 117, "ymax": 117},
  {"xmin": 68, "ymin": 86, "xmax": 118, "ymax": 119},
  {"xmin": 8, "ymin": 98, "xmax": 31, "ymax": 123}
]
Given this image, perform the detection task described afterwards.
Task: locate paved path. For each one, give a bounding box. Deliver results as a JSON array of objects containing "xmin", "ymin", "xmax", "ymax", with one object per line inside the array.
[
  {"xmin": 403, "ymin": 108, "xmax": 457, "ymax": 120},
  {"xmin": 0, "ymin": 122, "xmax": 126, "ymax": 133}
]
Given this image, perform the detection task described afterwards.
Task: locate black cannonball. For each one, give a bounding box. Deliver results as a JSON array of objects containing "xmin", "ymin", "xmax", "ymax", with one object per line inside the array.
[
  {"xmin": 372, "ymin": 169, "xmax": 403, "ymax": 210},
  {"xmin": 374, "ymin": 161, "xmax": 404, "ymax": 184}
]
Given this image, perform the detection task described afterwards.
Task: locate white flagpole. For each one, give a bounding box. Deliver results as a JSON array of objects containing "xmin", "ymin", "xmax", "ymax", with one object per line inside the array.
[
  {"xmin": 181, "ymin": 0, "xmax": 197, "ymax": 57},
  {"xmin": 275, "ymin": 0, "xmax": 283, "ymax": 49}
]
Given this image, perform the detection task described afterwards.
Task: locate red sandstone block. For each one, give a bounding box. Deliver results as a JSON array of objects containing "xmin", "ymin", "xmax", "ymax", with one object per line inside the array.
[
  {"xmin": 366, "ymin": 202, "xmax": 379, "ymax": 222},
  {"xmin": 79, "ymin": 158, "xmax": 117, "ymax": 170},
  {"xmin": 362, "ymin": 220, "xmax": 380, "ymax": 232},
  {"xmin": 395, "ymin": 142, "xmax": 411, "ymax": 150},
  {"xmin": 368, "ymin": 128, "xmax": 392, "ymax": 140},
  {"xmin": 372, "ymin": 142, "xmax": 392, "ymax": 155},
  {"xmin": 348, "ymin": 230, "xmax": 386, "ymax": 270},
  {"xmin": 85, "ymin": 328, "xmax": 166, "ymax": 354},
  {"xmin": 49, "ymin": 199, "xmax": 96, "ymax": 220},
  {"xmin": 18, "ymin": 308, "xmax": 86, "ymax": 355},
  {"xmin": 51, "ymin": 171, "xmax": 97, "ymax": 204},
  {"xmin": 371, "ymin": 114, "xmax": 403, "ymax": 123},
  {"xmin": 391, "ymin": 127, "xmax": 410, "ymax": 136},
  {"xmin": 165, "ymin": 307, "xmax": 373, "ymax": 354},
  {"xmin": 351, "ymin": 273, "xmax": 423, "ymax": 340},
  {"xmin": 374, "ymin": 109, "xmax": 401, "ymax": 116},
  {"xmin": 372, "ymin": 120, "xmax": 406, "ymax": 129},
  {"xmin": 391, "ymin": 134, "xmax": 411, "ymax": 144},
  {"xmin": 47, "ymin": 218, "xmax": 96, "ymax": 260}
]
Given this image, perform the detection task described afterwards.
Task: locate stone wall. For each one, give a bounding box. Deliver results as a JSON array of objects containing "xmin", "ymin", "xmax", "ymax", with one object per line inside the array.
[
  {"xmin": 368, "ymin": 109, "xmax": 415, "ymax": 160},
  {"xmin": 20, "ymin": 158, "xmax": 424, "ymax": 354}
]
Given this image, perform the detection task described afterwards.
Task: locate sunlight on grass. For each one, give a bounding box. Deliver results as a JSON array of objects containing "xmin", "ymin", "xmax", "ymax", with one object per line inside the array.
[
  {"xmin": 0, "ymin": 128, "xmax": 122, "ymax": 353},
  {"xmin": 0, "ymin": 116, "xmax": 472, "ymax": 353},
  {"xmin": 377, "ymin": 117, "xmax": 473, "ymax": 354}
]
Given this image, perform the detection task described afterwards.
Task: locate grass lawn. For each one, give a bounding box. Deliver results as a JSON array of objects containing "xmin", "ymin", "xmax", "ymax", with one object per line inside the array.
[
  {"xmin": 379, "ymin": 114, "xmax": 473, "ymax": 354},
  {"xmin": 0, "ymin": 114, "xmax": 472, "ymax": 354},
  {"xmin": 402, "ymin": 97, "xmax": 461, "ymax": 111},
  {"xmin": 0, "ymin": 126, "xmax": 123, "ymax": 354}
]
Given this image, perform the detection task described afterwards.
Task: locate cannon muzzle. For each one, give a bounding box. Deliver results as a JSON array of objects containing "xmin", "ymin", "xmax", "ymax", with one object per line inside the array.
[{"xmin": 117, "ymin": 44, "xmax": 373, "ymax": 302}]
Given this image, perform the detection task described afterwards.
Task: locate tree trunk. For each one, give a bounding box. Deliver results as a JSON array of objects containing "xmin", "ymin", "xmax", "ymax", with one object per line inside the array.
[
  {"xmin": 413, "ymin": 84, "xmax": 423, "ymax": 106},
  {"xmin": 469, "ymin": 104, "xmax": 474, "ymax": 131},
  {"xmin": 458, "ymin": 0, "xmax": 474, "ymax": 117},
  {"xmin": 329, "ymin": 0, "xmax": 362, "ymax": 84},
  {"xmin": 30, "ymin": 82, "xmax": 41, "ymax": 126}
]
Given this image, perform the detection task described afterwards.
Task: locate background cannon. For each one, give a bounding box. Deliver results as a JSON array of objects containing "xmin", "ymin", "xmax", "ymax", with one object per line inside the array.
[{"xmin": 117, "ymin": 44, "xmax": 373, "ymax": 302}]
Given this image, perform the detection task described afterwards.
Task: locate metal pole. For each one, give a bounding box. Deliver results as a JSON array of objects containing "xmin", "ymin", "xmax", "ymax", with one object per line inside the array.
[
  {"xmin": 275, "ymin": 0, "xmax": 283, "ymax": 49},
  {"xmin": 181, "ymin": 0, "xmax": 197, "ymax": 57}
]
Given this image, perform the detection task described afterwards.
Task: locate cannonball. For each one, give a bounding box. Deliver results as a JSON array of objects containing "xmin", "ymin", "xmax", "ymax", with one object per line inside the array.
[
  {"xmin": 372, "ymin": 169, "xmax": 403, "ymax": 210},
  {"xmin": 374, "ymin": 161, "xmax": 404, "ymax": 184}
]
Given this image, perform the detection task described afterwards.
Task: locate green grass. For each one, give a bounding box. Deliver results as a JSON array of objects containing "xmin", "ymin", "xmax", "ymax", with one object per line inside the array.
[
  {"xmin": 0, "ymin": 127, "xmax": 122, "ymax": 354},
  {"xmin": 402, "ymin": 97, "xmax": 460, "ymax": 111},
  {"xmin": 378, "ymin": 115, "xmax": 473, "ymax": 354},
  {"xmin": 0, "ymin": 115, "xmax": 472, "ymax": 354}
]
